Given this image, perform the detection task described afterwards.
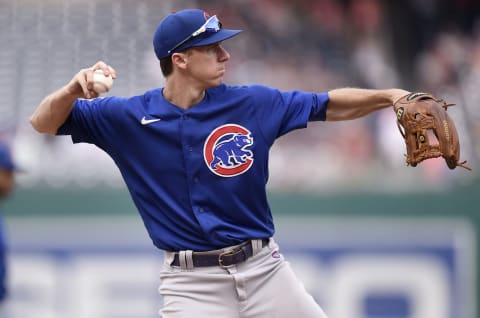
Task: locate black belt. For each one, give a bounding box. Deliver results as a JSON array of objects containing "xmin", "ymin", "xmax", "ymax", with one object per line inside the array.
[{"xmin": 171, "ymin": 239, "xmax": 269, "ymax": 268}]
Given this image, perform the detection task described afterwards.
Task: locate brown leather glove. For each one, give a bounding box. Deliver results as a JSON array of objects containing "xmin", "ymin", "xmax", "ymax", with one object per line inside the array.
[{"xmin": 393, "ymin": 92, "xmax": 471, "ymax": 170}]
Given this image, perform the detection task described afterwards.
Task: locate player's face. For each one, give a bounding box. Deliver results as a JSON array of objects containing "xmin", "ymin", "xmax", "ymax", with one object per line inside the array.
[{"xmin": 185, "ymin": 43, "xmax": 231, "ymax": 88}]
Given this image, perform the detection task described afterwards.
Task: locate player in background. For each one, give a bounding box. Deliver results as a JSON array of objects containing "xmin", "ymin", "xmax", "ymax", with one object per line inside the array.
[
  {"xmin": 0, "ymin": 142, "xmax": 17, "ymax": 310},
  {"xmin": 29, "ymin": 9, "xmax": 409, "ymax": 318}
]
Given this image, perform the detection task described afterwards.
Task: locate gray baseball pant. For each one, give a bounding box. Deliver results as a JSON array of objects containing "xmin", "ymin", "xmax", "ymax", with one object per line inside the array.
[{"xmin": 159, "ymin": 239, "xmax": 328, "ymax": 318}]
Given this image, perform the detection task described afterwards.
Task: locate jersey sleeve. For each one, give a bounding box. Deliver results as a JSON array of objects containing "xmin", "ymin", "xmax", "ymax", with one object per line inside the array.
[
  {"xmin": 56, "ymin": 96, "xmax": 125, "ymax": 148},
  {"xmin": 249, "ymin": 85, "xmax": 329, "ymax": 143}
]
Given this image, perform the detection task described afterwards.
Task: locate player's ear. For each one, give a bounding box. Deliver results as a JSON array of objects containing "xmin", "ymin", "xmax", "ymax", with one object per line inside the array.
[{"xmin": 171, "ymin": 52, "xmax": 188, "ymax": 70}]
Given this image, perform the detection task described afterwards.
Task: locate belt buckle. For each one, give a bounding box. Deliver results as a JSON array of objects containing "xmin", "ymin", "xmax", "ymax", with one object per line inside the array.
[{"xmin": 218, "ymin": 247, "xmax": 241, "ymax": 268}]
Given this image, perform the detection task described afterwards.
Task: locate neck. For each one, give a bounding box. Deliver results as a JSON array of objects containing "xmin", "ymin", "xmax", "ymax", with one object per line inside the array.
[{"xmin": 163, "ymin": 79, "xmax": 206, "ymax": 110}]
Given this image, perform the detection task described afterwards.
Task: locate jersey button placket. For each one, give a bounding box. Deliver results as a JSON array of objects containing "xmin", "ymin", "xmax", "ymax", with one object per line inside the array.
[{"xmin": 181, "ymin": 113, "xmax": 202, "ymax": 217}]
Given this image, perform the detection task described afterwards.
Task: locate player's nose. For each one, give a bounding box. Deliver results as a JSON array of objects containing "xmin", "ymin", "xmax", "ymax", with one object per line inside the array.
[{"xmin": 217, "ymin": 45, "xmax": 230, "ymax": 62}]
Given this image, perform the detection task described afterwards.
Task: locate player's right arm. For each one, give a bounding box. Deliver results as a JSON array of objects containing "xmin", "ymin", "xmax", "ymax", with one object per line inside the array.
[{"xmin": 29, "ymin": 61, "xmax": 116, "ymax": 135}]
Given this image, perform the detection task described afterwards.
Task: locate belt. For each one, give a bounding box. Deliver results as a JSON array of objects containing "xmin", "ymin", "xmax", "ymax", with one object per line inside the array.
[{"xmin": 171, "ymin": 239, "xmax": 269, "ymax": 268}]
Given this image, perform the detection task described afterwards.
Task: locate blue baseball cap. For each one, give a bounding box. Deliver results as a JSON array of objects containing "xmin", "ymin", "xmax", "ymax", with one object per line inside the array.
[
  {"xmin": 153, "ymin": 9, "xmax": 242, "ymax": 60},
  {"xmin": 0, "ymin": 143, "xmax": 15, "ymax": 171}
]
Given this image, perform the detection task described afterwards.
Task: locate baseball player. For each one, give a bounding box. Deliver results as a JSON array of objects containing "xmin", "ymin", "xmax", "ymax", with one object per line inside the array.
[
  {"xmin": 30, "ymin": 9, "xmax": 409, "ymax": 317},
  {"xmin": 0, "ymin": 142, "xmax": 17, "ymax": 306}
]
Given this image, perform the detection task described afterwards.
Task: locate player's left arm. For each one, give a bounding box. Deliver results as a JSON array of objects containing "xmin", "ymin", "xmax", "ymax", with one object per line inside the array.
[{"xmin": 326, "ymin": 88, "xmax": 409, "ymax": 121}]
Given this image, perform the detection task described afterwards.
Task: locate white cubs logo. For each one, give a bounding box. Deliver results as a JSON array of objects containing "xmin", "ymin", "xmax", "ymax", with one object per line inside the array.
[{"xmin": 203, "ymin": 124, "xmax": 254, "ymax": 177}]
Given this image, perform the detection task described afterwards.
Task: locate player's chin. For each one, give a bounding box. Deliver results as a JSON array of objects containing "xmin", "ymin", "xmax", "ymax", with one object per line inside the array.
[{"xmin": 207, "ymin": 76, "xmax": 224, "ymax": 88}]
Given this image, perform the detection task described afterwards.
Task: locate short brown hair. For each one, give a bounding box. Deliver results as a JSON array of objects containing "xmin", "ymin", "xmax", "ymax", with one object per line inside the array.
[{"xmin": 160, "ymin": 56, "xmax": 173, "ymax": 77}]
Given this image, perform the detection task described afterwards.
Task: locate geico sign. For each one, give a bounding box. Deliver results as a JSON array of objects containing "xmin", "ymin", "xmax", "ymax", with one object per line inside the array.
[{"xmin": 8, "ymin": 252, "xmax": 454, "ymax": 318}]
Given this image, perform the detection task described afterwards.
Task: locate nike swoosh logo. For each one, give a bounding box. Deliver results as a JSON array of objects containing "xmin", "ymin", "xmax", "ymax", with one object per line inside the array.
[{"xmin": 141, "ymin": 116, "xmax": 161, "ymax": 125}]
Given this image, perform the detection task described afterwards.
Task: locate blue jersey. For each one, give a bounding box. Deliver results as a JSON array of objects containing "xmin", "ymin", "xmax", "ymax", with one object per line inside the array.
[{"xmin": 58, "ymin": 84, "xmax": 329, "ymax": 251}]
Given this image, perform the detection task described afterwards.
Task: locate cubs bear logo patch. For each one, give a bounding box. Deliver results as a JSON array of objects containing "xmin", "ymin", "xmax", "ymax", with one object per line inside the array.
[{"xmin": 203, "ymin": 124, "xmax": 254, "ymax": 177}]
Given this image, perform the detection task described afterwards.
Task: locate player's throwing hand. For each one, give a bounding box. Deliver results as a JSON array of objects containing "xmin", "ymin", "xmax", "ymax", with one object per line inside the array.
[{"xmin": 66, "ymin": 61, "xmax": 116, "ymax": 99}]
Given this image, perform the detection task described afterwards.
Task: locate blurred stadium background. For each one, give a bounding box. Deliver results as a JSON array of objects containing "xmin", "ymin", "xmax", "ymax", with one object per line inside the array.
[{"xmin": 0, "ymin": 0, "xmax": 479, "ymax": 317}]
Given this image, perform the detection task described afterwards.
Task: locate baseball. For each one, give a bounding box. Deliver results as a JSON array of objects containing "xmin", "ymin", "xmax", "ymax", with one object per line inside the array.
[{"xmin": 92, "ymin": 69, "xmax": 114, "ymax": 94}]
